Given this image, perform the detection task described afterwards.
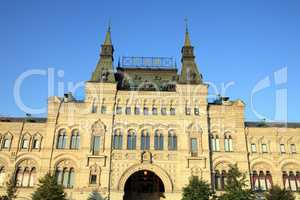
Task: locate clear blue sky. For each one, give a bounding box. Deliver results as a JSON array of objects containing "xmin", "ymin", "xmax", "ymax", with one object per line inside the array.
[{"xmin": 0, "ymin": 0, "xmax": 299, "ymax": 122}]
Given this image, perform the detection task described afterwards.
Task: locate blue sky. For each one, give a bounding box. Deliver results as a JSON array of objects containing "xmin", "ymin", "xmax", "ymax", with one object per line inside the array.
[{"xmin": 0, "ymin": 0, "xmax": 299, "ymax": 122}]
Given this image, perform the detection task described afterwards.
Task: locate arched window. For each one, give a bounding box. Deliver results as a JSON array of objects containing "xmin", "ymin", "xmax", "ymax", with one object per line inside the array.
[
  {"xmin": 22, "ymin": 167, "xmax": 30, "ymax": 187},
  {"xmin": 252, "ymin": 171, "xmax": 272, "ymax": 191},
  {"xmin": 141, "ymin": 130, "xmax": 150, "ymax": 150},
  {"xmin": 56, "ymin": 129, "xmax": 67, "ymax": 149},
  {"xmin": 70, "ymin": 129, "xmax": 80, "ymax": 149},
  {"xmin": 15, "ymin": 160, "xmax": 38, "ymax": 188},
  {"xmin": 283, "ymin": 171, "xmax": 299, "ymax": 191},
  {"xmin": 154, "ymin": 130, "xmax": 163, "ymax": 150},
  {"xmin": 2, "ymin": 133, "xmax": 12, "ymax": 149},
  {"xmin": 127, "ymin": 130, "xmax": 136, "ymax": 150},
  {"xmin": 0, "ymin": 167, "xmax": 5, "ymax": 187},
  {"xmin": 252, "ymin": 171, "xmax": 259, "ymax": 190},
  {"xmin": 215, "ymin": 170, "xmax": 221, "ymax": 190},
  {"xmin": 29, "ymin": 167, "xmax": 36, "ymax": 187},
  {"xmin": 215, "ymin": 135, "xmax": 220, "ymax": 151},
  {"xmin": 113, "ymin": 129, "xmax": 123, "ymax": 150},
  {"xmin": 15, "ymin": 167, "xmax": 23, "ymax": 187},
  {"xmin": 168, "ymin": 130, "xmax": 177, "ymax": 151},
  {"xmin": 56, "ymin": 166, "xmax": 75, "ymax": 188}
]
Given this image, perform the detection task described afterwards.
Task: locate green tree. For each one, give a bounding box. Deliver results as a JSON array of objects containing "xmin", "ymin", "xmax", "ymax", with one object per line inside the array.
[
  {"xmin": 265, "ymin": 185, "xmax": 295, "ymax": 200},
  {"xmin": 0, "ymin": 173, "xmax": 17, "ymax": 200},
  {"xmin": 218, "ymin": 164, "xmax": 256, "ymax": 200},
  {"xmin": 32, "ymin": 173, "xmax": 66, "ymax": 200},
  {"xmin": 182, "ymin": 176, "xmax": 214, "ymax": 200}
]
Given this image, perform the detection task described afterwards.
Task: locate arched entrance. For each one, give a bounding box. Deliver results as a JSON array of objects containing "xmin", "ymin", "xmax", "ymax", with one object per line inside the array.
[{"xmin": 123, "ymin": 170, "xmax": 165, "ymax": 200}]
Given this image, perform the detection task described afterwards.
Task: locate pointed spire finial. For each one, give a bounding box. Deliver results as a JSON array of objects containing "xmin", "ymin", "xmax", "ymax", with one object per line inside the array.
[
  {"xmin": 104, "ymin": 20, "xmax": 112, "ymax": 45},
  {"xmin": 184, "ymin": 17, "xmax": 191, "ymax": 47}
]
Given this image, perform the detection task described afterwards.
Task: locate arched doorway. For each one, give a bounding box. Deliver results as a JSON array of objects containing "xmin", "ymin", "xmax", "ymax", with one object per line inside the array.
[{"xmin": 123, "ymin": 170, "xmax": 165, "ymax": 200}]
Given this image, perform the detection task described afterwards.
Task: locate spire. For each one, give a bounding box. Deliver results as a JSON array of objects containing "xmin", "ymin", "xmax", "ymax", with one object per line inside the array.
[
  {"xmin": 179, "ymin": 19, "xmax": 203, "ymax": 85},
  {"xmin": 90, "ymin": 24, "xmax": 115, "ymax": 83},
  {"xmin": 184, "ymin": 18, "xmax": 191, "ymax": 46},
  {"xmin": 103, "ymin": 21, "xmax": 112, "ymax": 45}
]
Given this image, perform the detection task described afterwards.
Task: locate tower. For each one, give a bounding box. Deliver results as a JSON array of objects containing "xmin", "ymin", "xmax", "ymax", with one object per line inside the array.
[
  {"xmin": 179, "ymin": 22, "xmax": 203, "ymax": 84},
  {"xmin": 90, "ymin": 24, "xmax": 116, "ymax": 83}
]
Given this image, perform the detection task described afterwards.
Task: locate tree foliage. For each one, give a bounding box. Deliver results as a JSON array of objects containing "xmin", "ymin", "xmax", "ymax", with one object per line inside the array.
[
  {"xmin": 32, "ymin": 173, "xmax": 66, "ymax": 200},
  {"xmin": 0, "ymin": 173, "xmax": 17, "ymax": 200},
  {"xmin": 218, "ymin": 164, "xmax": 256, "ymax": 200},
  {"xmin": 265, "ymin": 186, "xmax": 295, "ymax": 200},
  {"xmin": 182, "ymin": 176, "xmax": 214, "ymax": 200}
]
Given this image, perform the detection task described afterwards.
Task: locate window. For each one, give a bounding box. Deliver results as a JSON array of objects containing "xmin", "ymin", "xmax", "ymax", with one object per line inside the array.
[
  {"xmin": 168, "ymin": 130, "xmax": 177, "ymax": 150},
  {"xmin": 15, "ymin": 166, "xmax": 37, "ymax": 187},
  {"xmin": 101, "ymin": 105, "xmax": 106, "ymax": 114},
  {"xmin": 283, "ymin": 171, "xmax": 299, "ymax": 191},
  {"xmin": 252, "ymin": 171, "xmax": 273, "ymax": 191},
  {"xmin": 143, "ymin": 107, "xmax": 149, "ymax": 115},
  {"xmin": 185, "ymin": 107, "xmax": 191, "ymax": 115},
  {"xmin": 170, "ymin": 108, "xmax": 176, "ymax": 115},
  {"xmin": 134, "ymin": 107, "xmax": 140, "ymax": 115},
  {"xmin": 32, "ymin": 136, "xmax": 40, "ymax": 149},
  {"xmin": 224, "ymin": 135, "xmax": 233, "ymax": 152},
  {"xmin": 190, "ymin": 138, "xmax": 198, "ymax": 157},
  {"xmin": 56, "ymin": 167, "xmax": 75, "ymax": 188},
  {"xmin": 70, "ymin": 130, "xmax": 80, "ymax": 149},
  {"xmin": 90, "ymin": 174, "xmax": 97, "ymax": 185},
  {"xmin": 116, "ymin": 106, "xmax": 122, "ymax": 115},
  {"xmin": 262, "ymin": 144, "xmax": 268, "ymax": 153},
  {"xmin": 21, "ymin": 138, "xmax": 29, "ymax": 149},
  {"xmin": 211, "ymin": 135, "xmax": 220, "ymax": 152},
  {"xmin": 280, "ymin": 144, "xmax": 286, "ymax": 154},
  {"xmin": 56, "ymin": 129, "xmax": 67, "ymax": 149},
  {"xmin": 152, "ymin": 107, "xmax": 158, "ymax": 115},
  {"xmin": 127, "ymin": 130, "xmax": 136, "ymax": 150},
  {"xmin": 154, "ymin": 130, "xmax": 164, "ymax": 150},
  {"xmin": 161, "ymin": 107, "xmax": 167, "ymax": 115},
  {"xmin": 91, "ymin": 135, "xmax": 100, "ymax": 155},
  {"xmin": 2, "ymin": 134, "xmax": 11, "ymax": 149},
  {"xmin": 91, "ymin": 103, "xmax": 97, "ymax": 113},
  {"xmin": 194, "ymin": 107, "xmax": 200, "ymax": 115},
  {"xmin": 215, "ymin": 170, "xmax": 227, "ymax": 191},
  {"xmin": 251, "ymin": 143, "xmax": 257, "ymax": 153},
  {"xmin": 141, "ymin": 130, "xmax": 150, "ymax": 150},
  {"xmin": 113, "ymin": 130, "xmax": 123, "ymax": 150},
  {"xmin": 291, "ymin": 144, "xmax": 297, "ymax": 154},
  {"xmin": 125, "ymin": 107, "xmax": 131, "ymax": 115}
]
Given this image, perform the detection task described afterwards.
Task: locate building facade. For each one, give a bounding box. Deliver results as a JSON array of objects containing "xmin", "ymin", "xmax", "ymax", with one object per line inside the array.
[{"xmin": 0, "ymin": 27, "xmax": 299, "ymax": 200}]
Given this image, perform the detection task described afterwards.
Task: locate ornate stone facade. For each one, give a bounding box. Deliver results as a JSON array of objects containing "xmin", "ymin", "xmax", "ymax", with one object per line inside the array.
[{"xmin": 0, "ymin": 28, "xmax": 299, "ymax": 200}]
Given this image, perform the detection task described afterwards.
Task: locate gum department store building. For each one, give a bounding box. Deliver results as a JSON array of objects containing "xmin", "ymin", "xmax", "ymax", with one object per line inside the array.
[{"xmin": 0, "ymin": 26, "xmax": 300, "ymax": 200}]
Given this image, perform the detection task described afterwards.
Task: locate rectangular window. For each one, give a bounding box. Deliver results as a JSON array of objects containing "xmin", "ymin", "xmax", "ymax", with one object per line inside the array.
[
  {"xmin": 134, "ymin": 107, "xmax": 140, "ymax": 115},
  {"xmin": 190, "ymin": 138, "xmax": 198, "ymax": 157},
  {"xmin": 116, "ymin": 106, "xmax": 122, "ymax": 115},
  {"xmin": 224, "ymin": 138, "xmax": 229, "ymax": 152},
  {"xmin": 186, "ymin": 108, "xmax": 191, "ymax": 115},
  {"xmin": 194, "ymin": 107, "xmax": 200, "ymax": 115},
  {"xmin": 125, "ymin": 107, "xmax": 131, "ymax": 115},
  {"xmin": 170, "ymin": 108, "xmax": 176, "ymax": 115},
  {"xmin": 291, "ymin": 144, "xmax": 297, "ymax": 154},
  {"xmin": 280, "ymin": 144, "xmax": 286, "ymax": 153},
  {"xmin": 92, "ymin": 136, "xmax": 100, "ymax": 155},
  {"xmin": 22, "ymin": 139, "xmax": 29, "ymax": 149},
  {"xmin": 101, "ymin": 106, "xmax": 106, "ymax": 114},
  {"xmin": 90, "ymin": 175, "xmax": 97, "ymax": 185},
  {"xmin": 161, "ymin": 108, "xmax": 167, "ymax": 115},
  {"xmin": 143, "ymin": 107, "xmax": 149, "ymax": 115},
  {"xmin": 251, "ymin": 143, "xmax": 257, "ymax": 153},
  {"xmin": 262, "ymin": 144, "xmax": 268, "ymax": 153},
  {"xmin": 152, "ymin": 107, "xmax": 158, "ymax": 115}
]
